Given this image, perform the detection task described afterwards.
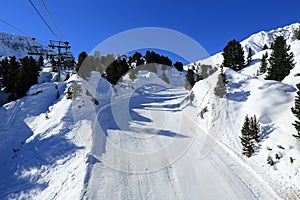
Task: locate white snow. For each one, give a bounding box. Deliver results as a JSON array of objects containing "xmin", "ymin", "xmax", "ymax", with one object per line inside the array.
[
  {"xmin": 0, "ymin": 32, "xmax": 49, "ymax": 59},
  {"xmin": 191, "ymin": 22, "xmax": 300, "ymax": 199},
  {"xmin": 1, "ymin": 22, "xmax": 300, "ymax": 199}
]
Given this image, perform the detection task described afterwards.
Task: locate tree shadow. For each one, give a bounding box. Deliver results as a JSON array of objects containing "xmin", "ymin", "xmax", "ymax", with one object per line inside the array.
[
  {"xmin": 260, "ymin": 124, "xmax": 276, "ymax": 142},
  {"xmin": 227, "ymin": 91, "xmax": 250, "ymax": 102},
  {"xmin": 131, "ymin": 127, "xmax": 189, "ymax": 138},
  {"xmin": 129, "ymin": 84, "xmax": 184, "ymax": 115},
  {"xmin": 0, "ymin": 85, "xmax": 83, "ymax": 199},
  {"xmin": 96, "ymin": 83, "xmax": 187, "ymax": 137},
  {"xmin": 0, "ymin": 129, "xmax": 83, "ymax": 199},
  {"xmin": 246, "ymin": 58, "xmax": 261, "ymax": 66}
]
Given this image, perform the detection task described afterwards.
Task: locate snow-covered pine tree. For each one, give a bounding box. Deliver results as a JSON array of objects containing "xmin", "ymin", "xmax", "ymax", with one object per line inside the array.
[
  {"xmin": 250, "ymin": 115, "xmax": 260, "ymax": 142},
  {"xmin": 266, "ymin": 36, "xmax": 295, "ymax": 81},
  {"xmin": 76, "ymin": 51, "xmax": 88, "ymax": 72},
  {"xmin": 214, "ymin": 66, "xmax": 228, "ymax": 98},
  {"xmin": 247, "ymin": 47, "xmax": 253, "ymax": 65},
  {"xmin": 174, "ymin": 61, "xmax": 183, "ymax": 72},
  {"xmin": 262, "ymin": 44, "xmax": 269, "ymax": 50},
  {"xmin": 258, "ymin": 52, "xmax": 268, "ymax": 75},
  {"xmin": 222, "ymin": 39, "xmax": 245, "ymax": 71},
  {"xmin": 294, "ymin": 28, "xmax": 300, "ymax": 40},
  {"xmin": 240, "ymin": 115, "xmax": 255, "ymax": 157},
  {"xmin": 185, "ymin": 69, "xmax": 196, "ymax": 90},
  {"xmin": 38, "ymin": 55, "xmax": 44, "ymax": 68}
]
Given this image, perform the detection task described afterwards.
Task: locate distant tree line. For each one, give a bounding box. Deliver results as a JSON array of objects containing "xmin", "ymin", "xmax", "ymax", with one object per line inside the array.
[
  {"xmin": 0, "ymin": 55, "xmax": 42, "ymax": 101},
  {"xmin": 76, "ymin": 50, "xmax": 185, "ymax": 85}
]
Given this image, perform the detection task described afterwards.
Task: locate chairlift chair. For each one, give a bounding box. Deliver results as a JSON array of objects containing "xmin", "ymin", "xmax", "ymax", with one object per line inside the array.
[{"xmin": 28, "ymin": 38, "xmax": 44, "ymax": 56}]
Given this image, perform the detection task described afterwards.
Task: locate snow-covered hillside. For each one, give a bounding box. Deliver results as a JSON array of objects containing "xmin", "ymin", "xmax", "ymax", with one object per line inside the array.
[
  {"xmin": 1, "ymin": 22, "xmax": 300, "ymax": 199},
  {"xmin": 192, "ymin": 22, "xmax": 300, "ymax": 198},
  {"xmin": 0, "ymin": 32, "xmax": 48, "ymax": 58},
  {"xmin": 197, "ymin": 22, "xmax": 300, "ymax": 67},
  {"xmin": 0, "ymin": 63, "xmax": 278, "ymax": 199},
  {"xmin": 241, "ymin": 23, "xmax": 300, "ymax": 54}
]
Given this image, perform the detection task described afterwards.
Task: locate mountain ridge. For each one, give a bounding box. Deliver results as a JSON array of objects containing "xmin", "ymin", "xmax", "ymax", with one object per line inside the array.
[{"xmin": 0, "ymin": 32, "xmax": 48, "ymax": 58}]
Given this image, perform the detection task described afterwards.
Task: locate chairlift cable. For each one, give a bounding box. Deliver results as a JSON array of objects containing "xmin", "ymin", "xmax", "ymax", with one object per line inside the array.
[
  {"xmin": 0, "ymin": 18, "xmax": 31, "ymax": 38},
  {"xmin": 0, "ymin": 17, "xmax": 48, "ymax": 45},
  {"xmin": 27, "ymin": 0, "xmax": 58, "ymax": 40},
  {"xmin": 40, "ymin": 0, "xmax": 62, "ymax": 40}
]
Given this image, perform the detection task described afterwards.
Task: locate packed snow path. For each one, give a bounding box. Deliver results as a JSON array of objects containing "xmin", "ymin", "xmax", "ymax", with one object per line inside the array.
[{"xmin": 82, "ymin": 84, "xmax": 276, "ymax": 200}]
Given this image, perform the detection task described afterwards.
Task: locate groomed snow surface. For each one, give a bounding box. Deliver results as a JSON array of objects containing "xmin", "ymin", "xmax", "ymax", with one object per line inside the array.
[{"xmin": 1, "ymin": 23, "xmax": 300, "ymax": 199}]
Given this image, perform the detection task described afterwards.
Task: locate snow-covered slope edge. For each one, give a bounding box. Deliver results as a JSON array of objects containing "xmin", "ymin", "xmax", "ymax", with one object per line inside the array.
[
  {"xmin": 192, "ymin": 23, "xmax": 300, "ymax": 199},
  {"xmin": 0, "ymin": 65, "xmax": 187, "ymax": 199},
  {"xmin": 0, "ymin": 74, "xmax": 101, "ymax": 199}
]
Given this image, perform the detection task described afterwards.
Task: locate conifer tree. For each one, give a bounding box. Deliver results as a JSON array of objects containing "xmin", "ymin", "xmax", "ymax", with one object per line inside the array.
[
  {"xmin": 258, "ymin": 52, "xmax": 268, "ymax": 75},
  {"xmin": 106, "ymin": 57, "xmax": 129, "ymax": 85},
  {"xmin": 214, "ymin": 66, "xmax": 228, "ymax": 98},
  {"xmin": 240, "ymin": 115, "xmax": 255, "ymax": 157},
  {"xmin": 222, "ymin": 39, "xmax": 245, "ymax": 71},
  {"xmin": 2, "ymin": 56, "xmax": 41, "ymax": 101},
  {"xmin": 3, "ymin": 56, "xmax": 19, "ymax": 93},
  {"xmin": 247, "ymin": 47, "xmax": 253, "ymax": 65},
  {"xmin": 250, "ymin": 115, "xmax": 260, "ymax": 142},
  {"xmin": 185, "ymin": 69, "xmax": 195, "ymax": 90},
  {"xmin": 1, "ymin": 58, "xmax": 10, "ymax": 91},
  {"xmin": 240, "ymin": 114, "xmax": 260, "ymax": 157},
  {"xmin": 294, "ymin": 28, "xmax": 300, "ymax": 40},
  {"xmin": 38, "ymin": 55, "xmax": 44, "ymax": 68},
  {"xmin": 174, "ymin": 61, "xmax": 183, "ymax": 72},
  {"xmin": 291, "ymin": 83, "xmax": 300, "ymax": 138},
  {"xmin": 266, "ymin": 36, "xmax": 295, "ymax": 81},
  {"xmin": 130, "ymin": 52, "xmax": 144, "ymax": 66},
  {"xmin": 128, "ymin": 68, "xmax": 137, "ymax": 81},
  {"xmin": 262, "ymin": 44, "xmax": 269, "ymax": 50},
  {"xmin": 144, "ymin": 50, "xmax": 172, "ymax": 66},
  {"xmin": 76, "ymin": 51, "xmax": 88, "ymax": 72}
]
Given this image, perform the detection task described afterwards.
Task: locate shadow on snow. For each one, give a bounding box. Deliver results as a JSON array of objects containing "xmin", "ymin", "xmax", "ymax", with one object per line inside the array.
[{"xmin": 96, "ymin": 83, "xmax": 188, "ymax": 139}]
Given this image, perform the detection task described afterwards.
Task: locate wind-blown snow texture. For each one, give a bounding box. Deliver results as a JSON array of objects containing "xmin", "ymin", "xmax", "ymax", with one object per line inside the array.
[{"xmin": 0, "ymin": 23, "xmax": 300, "ymax": 199}]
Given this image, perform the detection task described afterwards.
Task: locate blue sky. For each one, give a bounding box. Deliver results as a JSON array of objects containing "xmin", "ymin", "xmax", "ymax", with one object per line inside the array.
[{"xmin": 1, "ymin": 0, "xmax": 300, "ymax": 61}]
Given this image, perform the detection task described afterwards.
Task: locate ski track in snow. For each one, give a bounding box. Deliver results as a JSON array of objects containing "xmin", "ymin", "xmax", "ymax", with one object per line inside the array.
[{"xmin": 82, "ymin": 84, "xmax": 276, "ymax": 200}]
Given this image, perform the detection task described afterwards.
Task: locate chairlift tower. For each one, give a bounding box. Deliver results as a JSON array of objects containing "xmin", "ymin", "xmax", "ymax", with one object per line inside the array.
[{"xmin": 48, "ymin": 40, "xmax": 71, "ymax": 82}]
